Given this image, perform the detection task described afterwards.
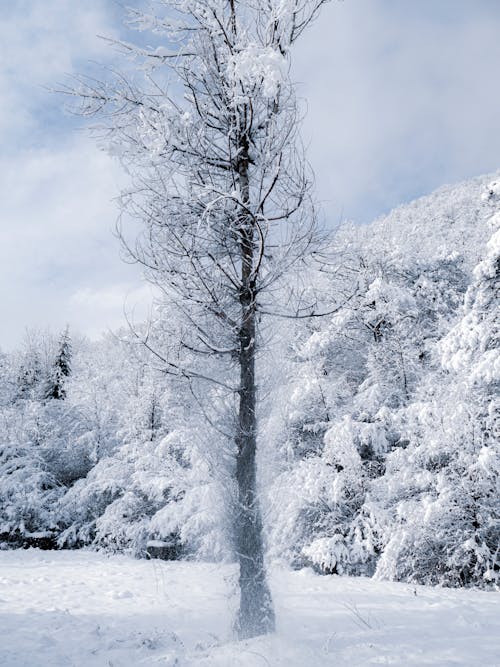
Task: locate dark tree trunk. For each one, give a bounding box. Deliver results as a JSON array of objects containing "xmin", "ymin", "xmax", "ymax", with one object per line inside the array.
[
  {"xmin": 234, "ymin": 136, "xmax": 275, "ymax": 639},
  {"xmin": 235, "ymin": 295, "xmax": 275, "ymax": 639}
]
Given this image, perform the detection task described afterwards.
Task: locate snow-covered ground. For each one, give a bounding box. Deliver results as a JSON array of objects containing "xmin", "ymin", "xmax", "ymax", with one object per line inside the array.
[{"xmin": 0, "ymin": 550, "xmax": 498, "ymax": 666}]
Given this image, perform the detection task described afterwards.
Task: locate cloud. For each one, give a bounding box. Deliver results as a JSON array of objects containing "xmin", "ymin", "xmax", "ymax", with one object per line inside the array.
[
  {"xmin": 0, "ymin": 1, "xmax": 134, "ymax": 350},
  {"xmin": 294, "ymin": 0, "xmax": 500, "ymax": 222},
  {"xmin": 0, "ymin": 1, "xmax": 119, "ymax": 144},
  {"xmin": 68, "ymin": 283, "xmax": 156, "ymax": 341},
  {"xmin": 0, "ymin": 136, "xmax": 142, "ymax": 349}
]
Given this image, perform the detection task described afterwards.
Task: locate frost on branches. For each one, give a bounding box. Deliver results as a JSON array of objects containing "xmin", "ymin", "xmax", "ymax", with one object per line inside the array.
[{"xmin": 61, "ymin": 0, "xmax": 331, "ymax": 638}]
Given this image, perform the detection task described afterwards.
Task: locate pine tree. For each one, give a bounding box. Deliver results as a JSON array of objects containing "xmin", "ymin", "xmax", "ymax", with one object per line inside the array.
[{"xmin": 45, "ymin": 327, "xmax": 72, "ymax": 401}]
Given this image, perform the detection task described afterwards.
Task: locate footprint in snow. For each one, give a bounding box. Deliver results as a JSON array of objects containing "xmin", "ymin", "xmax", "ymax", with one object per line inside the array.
[{"xmin": 110, "ymin": 590, "xmax": 134, "ymax": 599}]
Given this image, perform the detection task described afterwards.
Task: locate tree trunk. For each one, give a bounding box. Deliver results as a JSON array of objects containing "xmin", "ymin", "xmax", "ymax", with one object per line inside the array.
[
  {"xmin": 235, "ymin": 301, "xmax": 275, "ymax": 639},
  {"xmin": 235, "ymin": 137, "xmax": 275, "ymax": 640}
]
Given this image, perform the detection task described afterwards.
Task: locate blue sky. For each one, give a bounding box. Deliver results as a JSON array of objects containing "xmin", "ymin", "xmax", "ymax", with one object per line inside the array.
[{"xmin": 1, "ymin": 0, "xmax": 500, "ymax": 349}]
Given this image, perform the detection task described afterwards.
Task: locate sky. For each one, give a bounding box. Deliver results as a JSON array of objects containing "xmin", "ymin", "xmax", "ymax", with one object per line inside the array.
[{"xmin": 1, "ymin": 0, "xmax": 500, "ymax": 350}]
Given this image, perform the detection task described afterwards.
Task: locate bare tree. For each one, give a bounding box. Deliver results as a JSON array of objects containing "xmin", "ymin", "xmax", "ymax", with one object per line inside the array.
[{"xmin": 64, "ymin": 0, "xmax": 327, "ymax": 639}]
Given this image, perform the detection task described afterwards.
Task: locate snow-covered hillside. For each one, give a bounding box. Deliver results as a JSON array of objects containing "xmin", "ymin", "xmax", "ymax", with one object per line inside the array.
[
  {"xmin": 265, "ymin": 171, "xmax": 500, "ymax": 586},
  {"xmin": 361, "ymin": 171, "xmax": 498, "ymax": 270},
  {"xmin": 1, "ymin": 550, "xmax": 499, "ymax": 666}
]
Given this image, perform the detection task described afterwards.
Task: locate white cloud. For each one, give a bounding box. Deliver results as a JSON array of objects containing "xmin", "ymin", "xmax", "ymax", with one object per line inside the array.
[
  {"xmin": 293, "ymin": 0, "xmax": 500, "ymax": 222},
  {"xmin": 0, "ymin": 1, "xmax": 135, "ymax": 350},
  {"xmin": 0, "ymin": 1, "xmax": 118, "ymax": 141},
  {"xmin": 68, "ymin": 283, "xmax": 156, "ymax": 341},
  {"xmin": 0, "ymin": 136, "xmax": 139, "ymax": 349}
]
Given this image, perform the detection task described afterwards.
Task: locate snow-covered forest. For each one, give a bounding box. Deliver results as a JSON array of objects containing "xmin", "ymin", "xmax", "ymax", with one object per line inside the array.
[{"xmin": 2, "ymin": 171, "xmax": 498, "ymax": 590}]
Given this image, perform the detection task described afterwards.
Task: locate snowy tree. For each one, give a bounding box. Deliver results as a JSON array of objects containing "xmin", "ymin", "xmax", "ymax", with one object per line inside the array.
[
  {"xmin": 373, "ymin": 179, "xmax": 500, "ymax": 587},
  {"xmin": 16, "ymin": 340, "xmax": 43, "ymax": 401},
  {"xmin": 65, "ymin": 0, "xmax": 330, "ymax": 638},
  {"xmin": 55, "ymin": 329, "xmax": 231, "ymax": 560},
  {"xmin": 44, "ymin": 327, "xmax": 72, "ymax": 401},
  {"xmin": 267, "ymin": 172, "xmax": 498, "ymax": 581},
  {"xmin": 1, "ymin": 333, "xmax": 95, "ymax": 547},
  {"xmin": 433, "ymin": 181, "xmax": 499, "ymax": 584}
]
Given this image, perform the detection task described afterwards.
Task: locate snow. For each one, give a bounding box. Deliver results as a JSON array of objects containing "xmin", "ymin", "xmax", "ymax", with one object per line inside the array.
[
  {"xmin": 147, "ymin": 539, "xmax": 173, "ymax": 548},
  {"xmin": 227, "ymin": 44, "xmax": 287, "ymax": 99},
  {"xmin": 1, "ymin": 550, "xmax": 499, "ymax": 666}
]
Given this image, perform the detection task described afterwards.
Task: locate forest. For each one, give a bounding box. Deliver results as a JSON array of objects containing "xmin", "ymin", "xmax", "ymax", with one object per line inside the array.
[{"xmin": 1, "ymin": 170, "xmax": 498, "ymax": 590}]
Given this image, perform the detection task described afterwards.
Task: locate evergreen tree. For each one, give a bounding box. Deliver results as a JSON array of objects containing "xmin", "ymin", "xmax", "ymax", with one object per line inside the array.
[
  {"xmin": 44, "ymin": 327, "xmax": 71, "ymax": 400},
  {"xmin": 17, "ymin": 349, "xmax": 42, "ymax": 401}
]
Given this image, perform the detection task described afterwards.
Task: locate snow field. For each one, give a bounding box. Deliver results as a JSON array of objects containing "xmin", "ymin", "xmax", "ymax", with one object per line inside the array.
[{"xmin": 0, "ymin": 550, "xmax": 499, "ymax": 666}]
